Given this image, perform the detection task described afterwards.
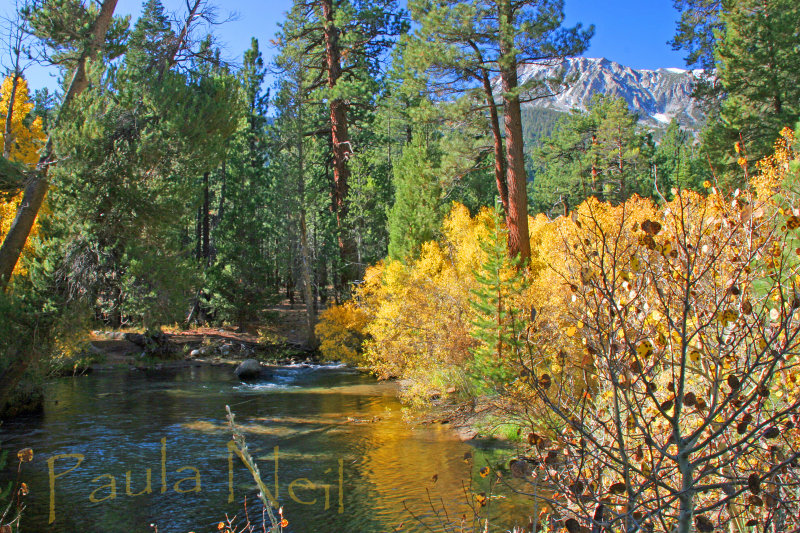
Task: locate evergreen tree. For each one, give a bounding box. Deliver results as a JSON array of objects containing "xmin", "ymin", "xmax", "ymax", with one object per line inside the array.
[
  {"xmin": 43, "ymin": 0, "xmax": 240, "ymax": 327},
  {"xmin": 532, "ymin": 95, "xmax": 655, "ymax": 215},
  {"xmin": 404, "ymin": 0, "xmax": 593, "ymax": 262},
  {"xmin": 468, "ymin": 201, "xmax": 526, "ymax": 394},
  {"xmin": 202, "ymin": 38, "xmax": 275, "ymax": 324},
  {"xmin": 387, "ymin": 130, "xmax": 443, "ymax": 261},
  {"xmin": 653, "ymin": 119, "xmax": 707, "ymax": 195},
  {"xmin": 278, "ymin": 0, "xmax": 406, "ymax": 291},
  {"xmin": 0, "ymin": 0, "xmax": 122, "ymax": 290},
  {"xmin": 669, "ymin": 0, "xmax": 724, "ymax": 111},
  {"xmin": 706, "ymin": 0, "xmax": 800, "ymax": 184}
]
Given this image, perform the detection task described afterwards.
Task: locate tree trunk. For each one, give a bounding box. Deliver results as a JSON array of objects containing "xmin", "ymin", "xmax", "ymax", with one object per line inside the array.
[
  {"xmin": 195, "ymin": 206, "xmax": 202, "ymax": 260},
  {"xmin": 676, "ymin": 452, "xmax": 695, "ymax": 533},
  {"xmin": 498, "ymin": 1, "xmax": 531, "ymax": 263},
  {"xmin": 3, "ymin": 73, "xmax": 21, "ymax": 160},
  {"xmin": 322, "ymin": 0, "xmax": 357, "ymax": 289},
  {"xmin": 211, "ymin": 159, "xmax": 227, "ymax": 261},
  {"xmin": 0, "ymin": 0, "xmax": 119, "ymax": 290},
  {"xmin": 293, "ymin": 59, "xmax": 318, "ymax": 349},
  {"xmin": 2, "ymin": 15, "xmax": 25, "ymax": 160},
  {"xmin": 202, "ymin": 171, "xmax": 210, "ymax": 266},
  {"xmin": 480, "ymin": 70, "xmax": 508, "ymax": 215}
]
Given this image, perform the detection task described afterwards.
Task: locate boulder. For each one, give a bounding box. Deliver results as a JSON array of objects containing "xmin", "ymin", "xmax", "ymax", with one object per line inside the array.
[{"xmin": 234, "ymin": 359, "xmax": 263, "ymax": 380}]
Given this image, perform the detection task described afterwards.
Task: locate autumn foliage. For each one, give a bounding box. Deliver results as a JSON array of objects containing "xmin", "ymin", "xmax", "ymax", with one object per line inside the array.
[
  {"xmin": 0, "ymin": 76, "xmax": 46, "ymax": 278},
  {"xmin": 317, "ymin": 128, "xmax": 800, "ymax": 530}
]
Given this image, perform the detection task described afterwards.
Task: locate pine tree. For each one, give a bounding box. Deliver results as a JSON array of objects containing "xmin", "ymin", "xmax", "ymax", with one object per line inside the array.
[
  {"xmin": 195, "ymin": 38, "xmax": 275, "ymax": 325},
  {"xmin": 387, "ymin": 130, "xmax": 443, "ymax": 261},
  {"xmin": 468, "ymin": 201, "xmax": 526, "ymax": 393},
  {"xmin": 0, "ymin": 0, "xmax": 121, "ymax": 290},
  {"xmin": 41, "ymin": 0, "xmax": 240, "ymax": 326},
  {"xmin": 532, "ymin": 95, "xmax": 654, "ymax": 215},
  {"xmin": 404, "ymin": 0, "xmax": 594, "ymax": 261},
  {"xmin": 706, "ymin": 0, "xmax": 800, "ymax": 184},
  {"xmin": 279, "ymin": 0, "xmax": 406, "ymax": 291},
  {"xmin": 653, "ymin": 119, "xmax": 706, "ymax": 196}
]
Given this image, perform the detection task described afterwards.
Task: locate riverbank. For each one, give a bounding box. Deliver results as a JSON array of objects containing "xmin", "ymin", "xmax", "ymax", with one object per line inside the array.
[{"xmin": 69, "ymin": 302, "xmax": 322, "ymax": 374}]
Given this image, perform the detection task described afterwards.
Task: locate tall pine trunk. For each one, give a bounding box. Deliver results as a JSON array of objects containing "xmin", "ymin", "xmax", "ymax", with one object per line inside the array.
[
  {"xmin": 480, "ymin": 70, "xmax": 509, "ymax": 215},
  {"xmin": 202, "ymin": 171, "xmax": 210, "ymax": 265},
  {"xmin": 498, "ymin": 0, "xmax": 531, "ymax": 262},
  {"xmin": 322, "ymin": 0, "xmax": 357, "ymax": 290}
]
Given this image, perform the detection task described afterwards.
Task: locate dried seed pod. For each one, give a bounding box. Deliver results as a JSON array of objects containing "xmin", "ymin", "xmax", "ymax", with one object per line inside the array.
[{"xmin": 748, "ymin": 473, "xmax": 761, "ymax": 495}]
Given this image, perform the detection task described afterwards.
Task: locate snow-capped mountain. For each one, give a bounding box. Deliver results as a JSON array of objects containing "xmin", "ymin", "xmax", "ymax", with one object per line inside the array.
[{"xmin": 512, "ymin": 57, "xmax": 706, "ymax": 129}]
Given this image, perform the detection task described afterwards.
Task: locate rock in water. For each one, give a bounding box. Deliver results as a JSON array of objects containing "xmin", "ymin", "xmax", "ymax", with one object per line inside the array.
[{"xmin": 234, "ymin": 359, "xmax": 262, "ymax": 380}]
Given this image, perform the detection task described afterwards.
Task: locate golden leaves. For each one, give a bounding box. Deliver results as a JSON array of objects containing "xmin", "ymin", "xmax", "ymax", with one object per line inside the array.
[
  {"xmin": 636, "ymin": 341, "xmax": 654, "ymax": 359},
  {"xmin": 0, "ymin": 76, "xmax": 45, "ymax": 166},
  {"xmin": 717, "ymin": 309, "xmax": 739, "ymax": 325},
  {"xmin": 17, "ymin": 448, "xmax": 33, "ymax": 463},
  {"xmin": 475, "ymin": 492, "xmax": 488, "ymax": 506}
]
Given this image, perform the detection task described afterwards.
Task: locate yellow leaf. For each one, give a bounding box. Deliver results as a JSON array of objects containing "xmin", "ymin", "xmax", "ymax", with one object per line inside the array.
[
  {"xmin": 636, "ymin": 341, "xmax": 654, "ymax": 359},
  {"xmin": 17, "ymin": 448, "xmax": 33, "ymax": 463}
]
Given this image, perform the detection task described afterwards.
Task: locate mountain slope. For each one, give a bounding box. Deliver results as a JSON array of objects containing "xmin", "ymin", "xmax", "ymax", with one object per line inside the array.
[{"xmin": 513, "ymin": 57, "xmax": 705, "ymax": 130}]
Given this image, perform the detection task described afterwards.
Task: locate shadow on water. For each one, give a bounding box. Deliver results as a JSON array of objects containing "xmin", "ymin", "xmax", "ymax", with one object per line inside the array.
[{"xmin": 0, "ymin": 365, "xmax": 533, "ymax": 532}]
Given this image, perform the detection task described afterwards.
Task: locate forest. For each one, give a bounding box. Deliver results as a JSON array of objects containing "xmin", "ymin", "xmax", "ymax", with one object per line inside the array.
[{"xmin": 1, "ymin": 0, "xmax": 800, "ymax": 532}]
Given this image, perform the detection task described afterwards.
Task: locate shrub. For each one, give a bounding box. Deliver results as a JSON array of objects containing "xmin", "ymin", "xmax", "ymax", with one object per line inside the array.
[{"xmin": 315, "ymin": 302, "xmax": 369, "ymax": 365}]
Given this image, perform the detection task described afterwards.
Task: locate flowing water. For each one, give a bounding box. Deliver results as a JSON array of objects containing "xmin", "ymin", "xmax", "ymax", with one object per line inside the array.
[{"xmin": 0, "ymin": 364, "xmax": 534, "ymax": 533}]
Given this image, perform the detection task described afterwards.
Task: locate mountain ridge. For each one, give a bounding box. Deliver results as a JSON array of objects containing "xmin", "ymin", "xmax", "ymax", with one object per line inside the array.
[{"xmin": 510, "ymin": 57, "xmax": 706, "ymax": 130}]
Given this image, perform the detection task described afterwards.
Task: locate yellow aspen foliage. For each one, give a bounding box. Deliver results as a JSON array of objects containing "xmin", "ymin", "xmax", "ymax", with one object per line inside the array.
[
  {"xmin": 0, "ymin": 76, "xmax": 45, "ymax": 166},
  {"xmin": 519, "ymin": 131, "xmax": 800, "ymax": 529},
  {"xmin": 315, "ymin": 302, "xmax": 369, "ymax": 365},
  {"xmin": 0, "ymin": 75, "xmax": 47, "ymax": 278},
  {"xmin": 316, "ymin": 203, "xmax": 500, "ymax": 406}
]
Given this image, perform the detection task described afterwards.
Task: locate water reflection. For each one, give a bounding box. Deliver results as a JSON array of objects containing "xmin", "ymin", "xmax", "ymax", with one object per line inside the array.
[{"xmin": 0, "ymin": 365, "xmax": 531, "ymax": 532}]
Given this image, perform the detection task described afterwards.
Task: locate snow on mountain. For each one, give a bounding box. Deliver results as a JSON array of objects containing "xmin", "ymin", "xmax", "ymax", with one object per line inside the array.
[{"xmin": 511, "ymin": 57, "xmax": 706, "ymax": 129}]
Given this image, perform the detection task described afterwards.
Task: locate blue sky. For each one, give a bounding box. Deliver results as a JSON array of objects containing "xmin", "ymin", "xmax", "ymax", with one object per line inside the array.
[{"xmin": 5, "ymin": 0, "xmax": 687, "ymax": 92}]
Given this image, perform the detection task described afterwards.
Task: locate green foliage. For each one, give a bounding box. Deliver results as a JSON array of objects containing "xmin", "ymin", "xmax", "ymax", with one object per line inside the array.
[
  {"xmin": 531, "ymin": 95, "xmax": 656, "ymax": 214},
  {"xmin": 23, "ymin": 0, "xmax": 129, "ymax": 65},
  {"xmin": 387, "ymin": 130, "xmax": 444, "ymax": 261},
  {"xmin": 692, "ymin": 0, "xmax": 800, "ymax": 186},
  {"xmin": 670, "ymin": 0, "xmax": 722, "ymax": 71},
  {"xmin": 653, "ymin": 119, "xmax": 708, "ymax": 195},
  {"xmin": 467, "ymin": 202, "xmax": 526, "ymax": 394},
  {"xmin": 202, "ymin": 38, "xmax": 278, "ymax": 323},
  {"xmin": 38, "ymin": 0, "xmax": 241, "ymax": 326}
]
